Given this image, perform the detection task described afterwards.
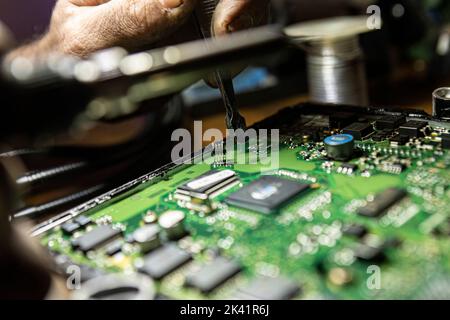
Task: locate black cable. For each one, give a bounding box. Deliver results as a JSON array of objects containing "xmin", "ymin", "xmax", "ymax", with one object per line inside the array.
[
  {"xmin": 12, "ymin": 132, "xmax": 174, "ymax": 220},
  {"xmin": 13, "ymin": 184, "xmax": 105, "ymax": 219}
]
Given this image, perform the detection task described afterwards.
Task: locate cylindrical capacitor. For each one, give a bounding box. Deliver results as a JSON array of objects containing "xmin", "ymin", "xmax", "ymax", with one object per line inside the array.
[
  {"xmin": 133, "ymin": 224, "xmax": 161, "ymax": 253},
  {"xmin": 159, "ymin": 210, "xmax": 187, "ymax": 240},
  {"xmin": 432, "ymin": 87, "xmax": 450, "ymax": 118},
  {"xmin": 324, "ymin": 134, "xmax": 355, "ymax": 161}
]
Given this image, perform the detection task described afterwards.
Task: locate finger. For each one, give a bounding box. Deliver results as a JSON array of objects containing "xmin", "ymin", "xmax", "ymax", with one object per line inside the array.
[
  {"xmin": 213, "ymin": 0, "xmax": 269, "ymax": 36},
  {"xmin": 109, "ymin": 0, "xmax": 198, "ymax": 45},
  {"xmin": 69, "ymin": 0, "xmax": 111, "ymax": 6}
]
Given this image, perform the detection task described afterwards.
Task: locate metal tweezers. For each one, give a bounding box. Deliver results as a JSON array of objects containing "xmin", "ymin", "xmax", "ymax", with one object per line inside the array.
[{"xmin": 193, "ymin": 0, "xmax": 247, "ymax": 130}]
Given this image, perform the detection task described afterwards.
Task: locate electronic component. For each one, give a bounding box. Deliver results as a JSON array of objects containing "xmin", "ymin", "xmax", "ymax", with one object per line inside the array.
[
  {"xmin": 358, "ymin": 188, "xmax": 407, "ymax": 218},
  {"xmin": 139, "ymin": 244, "xmax": 192, "ymax": 280},
  {"xmin": 324, "ymin": 134, "xmax": 355, "ymax": 161},
  {"xmin": 133, "ymin": 224, "xmax": 161, "ymax": 253},
  {"xmin": 399, "ymin": 121, "xmax": 427, "ymax": 138},
  {"xmin": 354, "ymin": 243, "xmax": 385, "ymax": 262},
  {"xmin": 379, "ymin": 162, "xmax": 406, "ymax": 175},
  {"xmin": 390, "ymin": 134, "xmax": 409, "ymax": 146},
  {"xmin": 175, "ymin": 169, "xmax": 239, "ymax": 202},
  {"xmin": 371, "ymin": 133, "xmax": 386, "ymax": 142},
  {"xmin": 226, "ymin": 176, "xmax": 309, "ymax": 214},
  {"xmin": 329, "ymin": 112, "xmax": 357, "ymax": 129},
  {"xmin": 234, "ymin": 276, "xmax": 300, "ymax": 300},
  {"xmin": 159, "ymin": 210, "xmax": 187, "ymax": 240},
  {"xmin": 343, "ymin": 122, "xmax": 374, "ymax": 140},
  {"xmin": 441, "ymin": 133, "xmax": 450, "ymax": 150},
  {"xmin": 35, "ymin": 103, "xmax": 450, "ymax": 300},
  {"xmin": 74, "ymin": 225, "xmax": 122, "ymax": 253},
  {"xmin": 375, "ymin": 116, "xmax": 406, "ymax": 130},
  {"xmin": 61, "ymin": 221, "xmax": 81, "ymax": 235},
  {"xmin": 343, "ymin": 224, "xmax": 367, "ymax": 238},
  {"xmin": 186, "ymin": 257, "xmax": 241, "ymax": 294},
  {"xmin": 105, "ymin": 240, "xmax": 123, "ymax": 256},
  {"xmin": 337, "ymin": 163, "xmax": 357, "ymax": 175},
  {"xmin": 75, "ymin": 215, "xmax": 92, "ymax": 227},
  {"xmin": 143, "ymin": 210, "xmax": 158, "ymax": 224}
]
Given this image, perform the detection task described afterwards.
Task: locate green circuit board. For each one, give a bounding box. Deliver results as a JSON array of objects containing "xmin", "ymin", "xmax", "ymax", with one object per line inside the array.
[{"xmin": 38, "ymin": 105, "xmax": 450, "ymax": 300}]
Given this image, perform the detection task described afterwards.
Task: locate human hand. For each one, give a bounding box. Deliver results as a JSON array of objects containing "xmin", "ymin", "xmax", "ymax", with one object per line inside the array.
[{"xmin": 7, "ymin": 0, "xmax": 270, "ymax": 61}]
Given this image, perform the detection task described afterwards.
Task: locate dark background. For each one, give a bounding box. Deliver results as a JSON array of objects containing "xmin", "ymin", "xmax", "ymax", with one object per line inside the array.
[{"xmin": 0, "ymin": 1, "xmax": 55, "ymax": 42}]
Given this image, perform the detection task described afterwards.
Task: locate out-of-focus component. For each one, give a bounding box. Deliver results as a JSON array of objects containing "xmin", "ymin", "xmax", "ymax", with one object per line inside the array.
[
  {"xmin": 72, "ymin": 273, "xmax": 156, "ymax": 300},
  {"xmin": 159, "ymin": 210, "xmax": 187, "ymax": 240},
  {"xmin": 0, "ymin": 21, "xmax": 15, "ymax": 54},
  {"xmin": 433, "ymin": 87, "xmax": 450, "ymax": 118},
  {"xmin": 133, "ymin": 224, "xmax": 161, "ymax": 253},
  {"xmin": 286, "ymin": 16, "xmax": 375, "ymax": 106},
  {"xmin": 324, "ymin": 134, "xmax": 354, "ymax": 160}
]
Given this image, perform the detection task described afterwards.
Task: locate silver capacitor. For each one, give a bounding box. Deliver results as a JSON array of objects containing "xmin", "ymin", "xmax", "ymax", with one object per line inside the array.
[
  {"xmin": 133, "ymin": 224, "xmax": 161, "ymax": 253},
  {"xmin": 159, "ymin": 210, "xmax": 187, "ymax": 240}
]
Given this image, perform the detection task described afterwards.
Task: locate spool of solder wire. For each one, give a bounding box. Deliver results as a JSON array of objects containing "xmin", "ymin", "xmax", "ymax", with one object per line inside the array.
[
  {"xmin": 285, "ymin": 16, "xmax": 376, "ymax": 106},
  {"xmin": 324, "ymin": 134, "xmax": 354, "ymax": 161}
]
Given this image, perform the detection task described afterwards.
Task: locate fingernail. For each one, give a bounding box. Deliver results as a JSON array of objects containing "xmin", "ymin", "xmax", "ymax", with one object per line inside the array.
[
  {"xmin": 227, "ymin": 14, "xmax": 255, "ymax": 33},
  {"xmin": 159, "ymin": 0, "xmax": 183, "ymax": 9}
]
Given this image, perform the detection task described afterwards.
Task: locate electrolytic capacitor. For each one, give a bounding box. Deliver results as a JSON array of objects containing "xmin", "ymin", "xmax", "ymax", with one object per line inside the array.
[
  {"xmin": 324, "ymin": 134, "xmax": 355, "ymax": 161},
  {"xmin": 159, "ymin": 210, "xmax": 187, "ymax": 240},
  {"xmin": 133, "ymin": 224, "xmax": 161, "ymax": 253},
  {"xmin": 433, "ymin": 87, "xmax": 450, "ymax": 118}
]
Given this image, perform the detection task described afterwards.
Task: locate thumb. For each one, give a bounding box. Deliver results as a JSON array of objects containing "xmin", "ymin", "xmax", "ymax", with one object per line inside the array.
[{"xmin": 213, "ymin": 0, "xmax": 269, "ymax": 36}]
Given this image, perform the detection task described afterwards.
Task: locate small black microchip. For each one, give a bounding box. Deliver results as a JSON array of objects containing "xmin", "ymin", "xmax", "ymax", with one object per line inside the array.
[
  {"xmin": 139, "ymin": 244, "xmax": 191, "ymax": 280},
  {"xmin": 358, "ymin": 188, "xmax": 407, "ymax": 218},
  {"xmin": 226, "ymin": 176, "xmax": 309, "ymax": 214},
  {"xmin": 329, "ymin": 112, "xmax": 357, "ymax": 129},
  {"xmin": 354, "ymin": 244, "xmax": 385, "ymax": 262},
  {"xmin": 74, "ymin": 215, "xmax": 91, "ymax": 227},
  {"xmin": 399, "ymin": 121, "xmax": 427, "ymax": 138},
  {"xmin": 343, "ymin": 224, "xmax": 368, "ymax": 238},
  {"xmin": 343, "ymin": 122, "xmax": 374, "ymax": 140},
  {"xmin": 61, "ymin": 222, "xmax": 81, "ymax": 235},
  {"xmin": 371, "ymin": 133, "xmax": 386, "ymax": 142},
  {"xmin": 186, "ymin": 257, "xmax": 241, "ymax": 294},
  {"xmin": 441, "ymin": 133, "xmax": 450, "ymax": 150},
  {"xmin": 105, "ymin": 240, "xmax": 123, "ymax": 256},
  {"xmin": 375, "ymin": 116, "xmax": 406, "ymax": 130},
  {"xmin": 235, "ymin": 276, "xmax": 301, "ymax": 300},
  {"xmin": 390, "ymin": 134, "xmax": 409, "ymax": 146},
  {"xmin": 75, "ymin": 225, "xmax": 122, "ymax": 253}
]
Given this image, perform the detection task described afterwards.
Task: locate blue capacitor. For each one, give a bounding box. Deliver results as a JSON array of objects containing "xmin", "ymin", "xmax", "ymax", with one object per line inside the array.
[{"xmin": 324, "ymin": 134, "xmax": 355, "ymax": 160}]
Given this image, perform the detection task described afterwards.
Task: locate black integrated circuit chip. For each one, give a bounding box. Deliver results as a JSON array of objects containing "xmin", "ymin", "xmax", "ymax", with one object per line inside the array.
[
  {"xmin": 61, "ymin": 221, "xmax": 81, "ymax": 235},
  {"xmin": 343, "ymin": 224, "xmax": 368, "ymax": 238},
  {"xmin": 441, "ymin": 133, "xmax": 450, "ymax": 150},
  {"xmin": 74, "ymin": 225, "xmax": 122, "ymax": 253},
  {"xmin": 343, "ymin": 122, "xmax": 374, "ymax": 140},
  {"xmin": 234, "ymin": 276, "xmax": 301, "ymax": 300},
  {"xmin": 75, "ymin": 215, "xmax": 91, "ymax": 227},
  {"xmin": 139, "ymin": 244, "xmax": 191, "ymax": 280},
  {"xmin": 354, "ymin": 244, "xmax": 385, "ymax": 262},
  {"xmin": 226, "ymin": 176, "xmax": 310, "ymax": 214},
  {"xmin": 358, "ymin": 188, "xmax": 407, "ymax": 218},
  {"xmin": 399, "ymin": 121, "xmax": 427, "ymax": 138},
  {"xmin": 375, "ymin": 115, "xmax": 406, "ymax": 130},
  {"xmin": 186, "ymin": 257, "xmax": 241, "ymax": 294}
]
